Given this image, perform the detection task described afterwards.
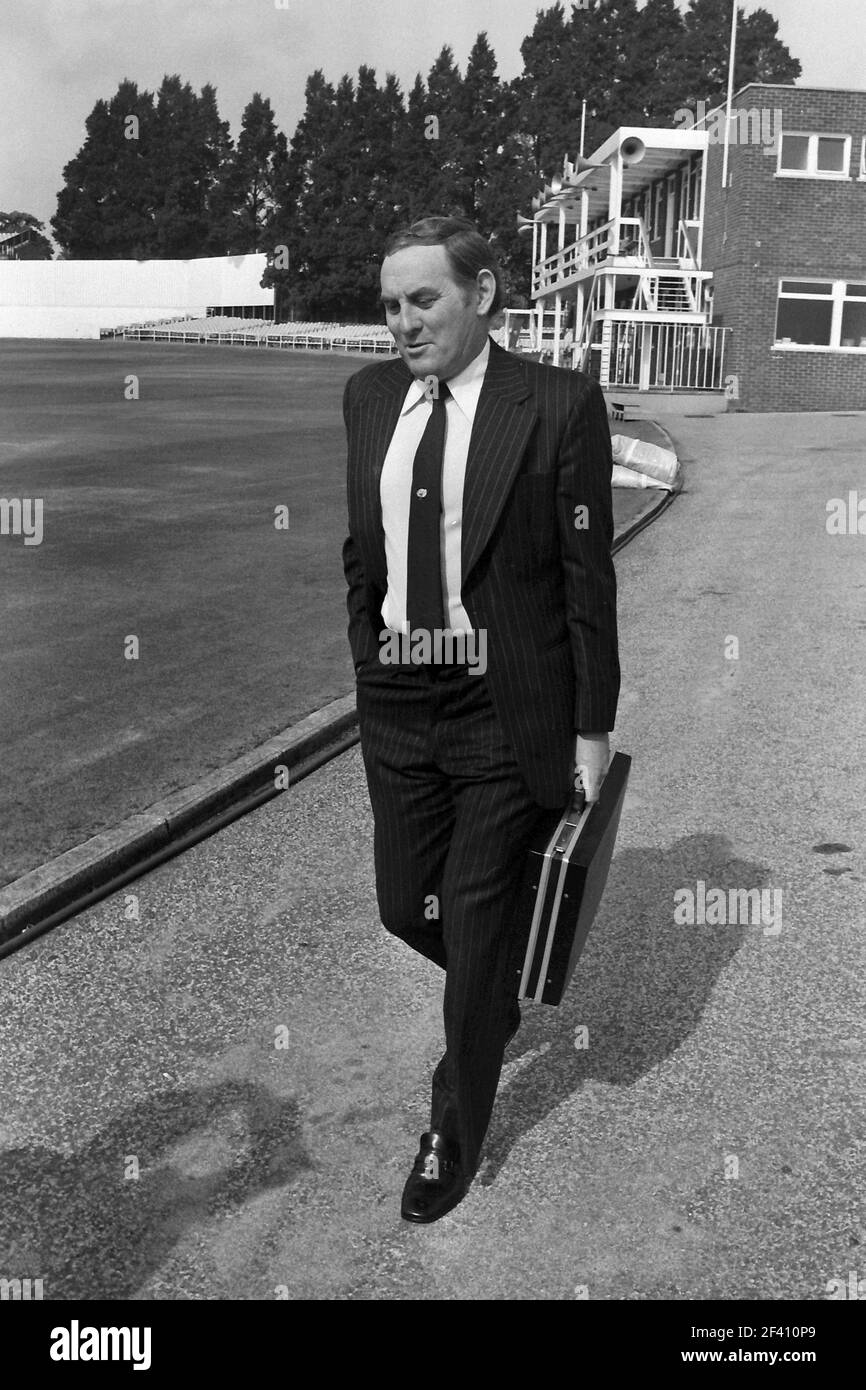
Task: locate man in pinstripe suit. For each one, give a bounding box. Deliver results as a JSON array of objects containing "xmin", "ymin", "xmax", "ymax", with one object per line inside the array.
[{"xmin": 342, "ymin": 216, "xmax": 619, "ymax": 1223}]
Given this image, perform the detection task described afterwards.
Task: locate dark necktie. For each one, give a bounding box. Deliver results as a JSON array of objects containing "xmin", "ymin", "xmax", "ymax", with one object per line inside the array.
[{"xmin": 406, "ymin": 382, "xmax": 450, "ymax": 636}]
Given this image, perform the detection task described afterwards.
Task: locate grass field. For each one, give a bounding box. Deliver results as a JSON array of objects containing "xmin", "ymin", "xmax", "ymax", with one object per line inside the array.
[
  {"xmin": 0, "ymin": 341, "xmax": 368, "ymax": 886},
  {"xmin": 0, "ymin": 339, "xmax": 650, "ymax": 886}
]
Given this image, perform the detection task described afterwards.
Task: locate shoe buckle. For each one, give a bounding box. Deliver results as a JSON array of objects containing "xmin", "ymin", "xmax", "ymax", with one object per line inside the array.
[{"xmin": 422, "ymin": 1152, "xmax": 440, "ymax": 1181}]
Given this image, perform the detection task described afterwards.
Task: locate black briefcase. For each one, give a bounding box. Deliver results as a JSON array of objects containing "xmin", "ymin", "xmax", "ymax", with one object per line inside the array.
[{"xmin": 513, "ymin": 751, "xmax": 631, "ymax": 1005}]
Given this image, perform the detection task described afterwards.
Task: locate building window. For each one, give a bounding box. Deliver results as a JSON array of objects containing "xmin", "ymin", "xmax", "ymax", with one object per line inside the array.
[
  {"xmin": 775, "ymin": 280, "xmax": 866, "ymax": 350},
  {"xmin": 816, "ymin": 136, "xmax": 847, "ymax": 172},
  {"xmin": 780, "ymin": 134, "xmax": 809, "ymax": 170},
  {"xmin": 841, "ymin": 283, "xmax": 866, "ymax": 348},
  {"xmin": 775, "ymin": 281, "xmax": 833, "ymax": 345},
  {"xmin": 777, "ymin": 132, "xmax": 851, "ymax": 178}
]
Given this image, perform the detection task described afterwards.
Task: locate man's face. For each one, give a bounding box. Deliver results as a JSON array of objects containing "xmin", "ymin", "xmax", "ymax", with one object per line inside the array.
[{"xmin": 380, "ymin": 243, "xmax": 493, "ymax": 382}]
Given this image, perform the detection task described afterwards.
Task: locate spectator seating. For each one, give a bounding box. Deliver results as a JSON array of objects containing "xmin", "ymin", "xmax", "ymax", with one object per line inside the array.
[
  {"xmin": 102, "ymin": 315, "xmax": 509, "ymax": 354},
  {"xmin": 102, "ymin": 315, "xmax": 398, "ymax": 354}
]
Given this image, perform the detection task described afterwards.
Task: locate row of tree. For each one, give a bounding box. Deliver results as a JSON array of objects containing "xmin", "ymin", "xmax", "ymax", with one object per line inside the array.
[
  {"xmin": 49, "ymin": 78, "xmax": 284, "ymax": 260},
  {"xmin": 39, "ymin": 0, "xmax": 800, "ymax": 317}
]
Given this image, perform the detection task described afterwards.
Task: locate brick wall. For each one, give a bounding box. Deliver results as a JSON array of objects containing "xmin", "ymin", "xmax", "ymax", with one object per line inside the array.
[{"xmin": 702, "ymin": 86, "xmax": 866, "ymax": 412}]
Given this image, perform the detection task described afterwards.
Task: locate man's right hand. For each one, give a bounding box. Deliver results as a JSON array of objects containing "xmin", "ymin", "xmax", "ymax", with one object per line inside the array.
[{"xmin": 574, "ymin": 731, "xmax": 610, "ymax": 804}]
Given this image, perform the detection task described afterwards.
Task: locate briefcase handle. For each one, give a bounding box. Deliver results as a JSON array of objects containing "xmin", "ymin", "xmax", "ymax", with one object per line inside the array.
[
  {"xmin": 570, "ymin": 747, "xmax": 616, "ymax": 814},
  {"xmin": 556, "ymin": 753, "xmax": 613, "ymax": 852}
]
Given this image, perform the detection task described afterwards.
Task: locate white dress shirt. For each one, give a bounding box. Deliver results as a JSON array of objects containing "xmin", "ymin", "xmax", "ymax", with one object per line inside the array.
[{"xmin": 380, "ymin": 337, "xmax": 490, "ymax": 636}]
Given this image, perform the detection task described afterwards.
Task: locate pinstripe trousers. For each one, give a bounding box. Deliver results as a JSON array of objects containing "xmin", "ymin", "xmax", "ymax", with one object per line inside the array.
[{"xmin": 355, "ymin": 654, "xmax": 550, "ymax": 1179}]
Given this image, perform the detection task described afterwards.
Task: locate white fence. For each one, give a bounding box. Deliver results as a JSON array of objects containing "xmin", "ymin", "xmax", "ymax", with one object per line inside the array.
[
  {"xmin": 597, "ymin": 320, "xmax": 731, "ymax": 391},
  {"xmin": 502, "ymin": 309, "xmax": 558, "ymax": 354},
  {"xmin": 102, "ymin": 316, "xmax": 397, "ymax": 354}
]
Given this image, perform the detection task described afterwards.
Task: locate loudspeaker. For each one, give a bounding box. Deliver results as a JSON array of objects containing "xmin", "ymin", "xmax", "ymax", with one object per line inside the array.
[
  {"xmin": 620, "ymin": 135, "xmax": 646, "ymax": 166},
  {"xmin": 564, "ymin": 155, "xmax": 604, "ymax": 181}
]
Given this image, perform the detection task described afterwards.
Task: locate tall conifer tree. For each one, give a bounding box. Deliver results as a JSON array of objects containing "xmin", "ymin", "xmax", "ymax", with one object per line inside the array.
[
  {"xmin": 224, "ymin": 94, "xmax": 287, "ymax": 252},
  {"xmin": 52, "ymin": 80, "xmax": 155, "ymax": 257},
  {"xmin": 679, "ymin": 0, "xmax": 800, "ymax": 108}
]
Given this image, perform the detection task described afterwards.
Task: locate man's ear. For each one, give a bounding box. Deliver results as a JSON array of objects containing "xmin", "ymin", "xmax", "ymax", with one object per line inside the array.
[{"xmin": 475, "ymin": 269, "xmax": 497, "ymax": 316}]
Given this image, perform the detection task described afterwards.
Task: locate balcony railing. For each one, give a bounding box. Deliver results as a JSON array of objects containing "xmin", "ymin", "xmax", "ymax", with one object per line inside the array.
[
  {"xmin": 533, "ymin": 238, "xmax": 589, "ymax": 296},
  {"xmin": 532, "ymin": 216, "xmax": 660, "ymax": 296},
  {"xmin": 532, "ymin": 219, "xmax": 616, "ymax": 295},
  {"xmin": 585, "ymin": 320, "xmax": 731, "ymax": 391}
]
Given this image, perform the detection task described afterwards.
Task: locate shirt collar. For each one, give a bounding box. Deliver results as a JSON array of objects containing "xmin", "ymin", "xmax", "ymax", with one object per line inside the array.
[{"xmin": 400, "ymin": 337, "xmax": 491, "ymax": 419}]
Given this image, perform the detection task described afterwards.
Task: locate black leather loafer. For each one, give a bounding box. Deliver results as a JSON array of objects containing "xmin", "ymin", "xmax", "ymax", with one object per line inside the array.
[{"xmin": 401, "ymin": 1131, "xmax": 467, "ymax": 1224}]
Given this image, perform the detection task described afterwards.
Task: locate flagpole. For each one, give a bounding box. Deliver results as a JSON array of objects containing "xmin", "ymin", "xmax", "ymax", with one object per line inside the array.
[{"xmin": 721, "ymin": 0, "xmax": 738, "ymax": 189}]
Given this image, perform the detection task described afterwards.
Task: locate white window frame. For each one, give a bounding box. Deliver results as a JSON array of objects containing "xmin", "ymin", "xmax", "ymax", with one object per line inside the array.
[
  {"xmin": 776, "ymin": 131, "xmax": 852, "ymax": 180},
  {"xmin": 859, "ymin": 136, "xmax": 866, "ymax": 181},
  {"xmin": 773, "ymin": 278, "xmax": 866, "ymax": 351}
]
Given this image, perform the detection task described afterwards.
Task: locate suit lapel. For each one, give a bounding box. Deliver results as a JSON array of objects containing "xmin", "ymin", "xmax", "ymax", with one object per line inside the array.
[
  {"xmin": 461, "ymin": 340, "xmax": 537, "ymax": 585},
  {"xmin": 351, "ymin": 340, "xmax": 538, "ymax": 594}
]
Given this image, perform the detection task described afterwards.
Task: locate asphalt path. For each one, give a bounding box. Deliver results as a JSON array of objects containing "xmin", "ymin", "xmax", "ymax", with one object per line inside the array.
[
  {"xmin": 1, "ymin": 341, "xmax": 656, "ymax": 886},
  {"xmin": 1, "ymin": 410, "xmax": 863, "ymax": 1301}
]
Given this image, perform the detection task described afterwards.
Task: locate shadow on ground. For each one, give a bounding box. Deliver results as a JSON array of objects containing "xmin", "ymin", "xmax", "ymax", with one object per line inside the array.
[
  {"xmin": 0, "ymin": 1080, "xmax": 311, "ymax": 1299},
  {"xmin": 479, "ymin": 833, "xmax": 767, "ymax": 1182}
]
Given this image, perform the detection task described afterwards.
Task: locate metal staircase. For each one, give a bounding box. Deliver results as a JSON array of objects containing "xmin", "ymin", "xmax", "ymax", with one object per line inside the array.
[{"xmin": 631, "ymin": 272, "xmax": 701, "ymax": 314}]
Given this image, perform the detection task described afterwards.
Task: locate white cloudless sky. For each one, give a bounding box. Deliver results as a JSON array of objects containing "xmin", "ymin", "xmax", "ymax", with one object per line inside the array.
[{"xmin": 2, "ymin": 0, "xmax": 864, "ymax": 234}]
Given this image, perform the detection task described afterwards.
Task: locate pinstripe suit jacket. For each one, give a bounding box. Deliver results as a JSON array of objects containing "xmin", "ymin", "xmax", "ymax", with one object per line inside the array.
[{"xmin": 342, "ymin": 337, "xmax": 620, "ymax": 809}]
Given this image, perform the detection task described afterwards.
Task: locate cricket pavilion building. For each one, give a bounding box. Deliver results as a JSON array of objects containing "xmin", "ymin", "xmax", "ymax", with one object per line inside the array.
[{"xmin": 513, "ymin": 84, "xmax": 866, "ymax": 413}]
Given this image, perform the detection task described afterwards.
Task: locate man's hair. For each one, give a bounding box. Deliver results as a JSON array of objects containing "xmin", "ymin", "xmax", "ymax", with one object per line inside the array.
[{"xmin": 382, "ymin": 216, "xmax": 505, "ymax": 317}]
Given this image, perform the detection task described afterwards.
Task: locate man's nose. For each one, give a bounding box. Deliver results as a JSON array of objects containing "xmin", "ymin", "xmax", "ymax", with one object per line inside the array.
[{"xmin": 398, "ymin": 304, "xmax": 423, "ymax": 337}]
